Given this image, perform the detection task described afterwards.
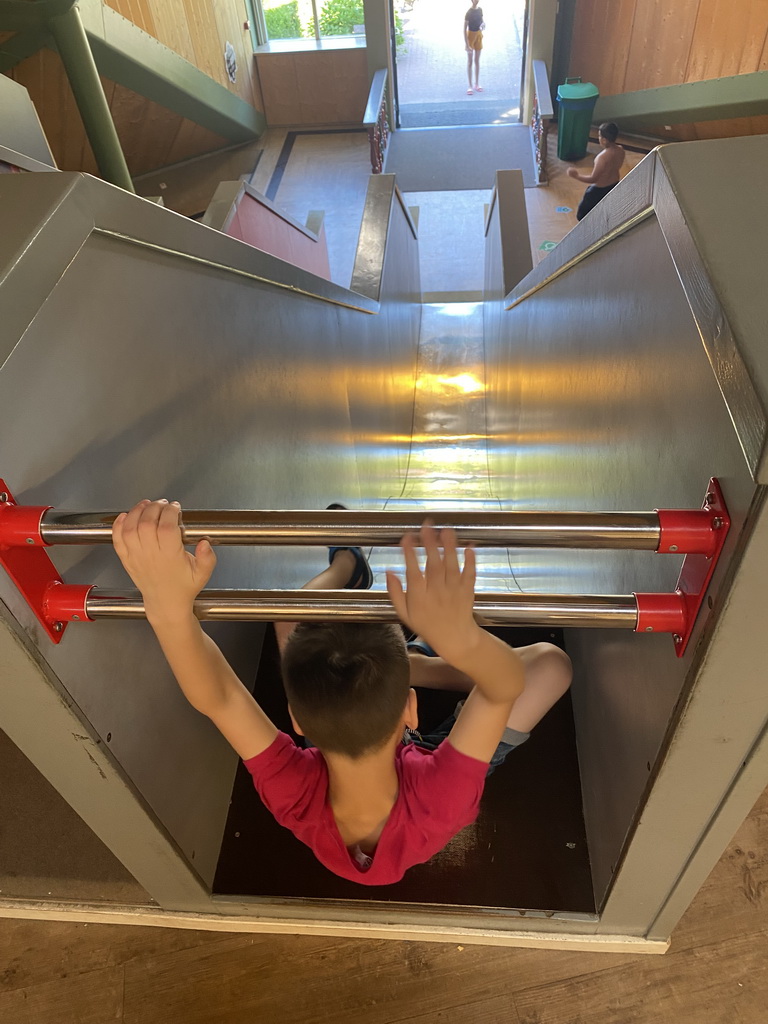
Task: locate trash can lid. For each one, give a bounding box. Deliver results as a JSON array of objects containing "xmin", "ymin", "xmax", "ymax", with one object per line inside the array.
[{"xmin": 557, "ymin": 80, "xmax": 599, "ymax": 101}]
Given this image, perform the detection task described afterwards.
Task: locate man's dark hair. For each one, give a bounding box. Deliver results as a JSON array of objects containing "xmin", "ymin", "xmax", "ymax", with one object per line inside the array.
[
  {"xmin": 598, "ymin": 122, "xmax": 619, "ymax": 142},
  {"xmin": 282, "ymin": 623, "xmax": 410, "ymax": 759}
]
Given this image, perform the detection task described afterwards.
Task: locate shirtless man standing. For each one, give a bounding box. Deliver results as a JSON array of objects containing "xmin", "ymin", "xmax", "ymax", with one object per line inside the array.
[{"xmin": 567, "ymin": 122, "xmax": 625, "ymax": 221}]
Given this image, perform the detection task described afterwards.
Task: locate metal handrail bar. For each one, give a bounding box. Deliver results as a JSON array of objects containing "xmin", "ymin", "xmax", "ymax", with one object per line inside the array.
[
  {"xmin": 363, "ymin": 68, "xmax": 388, "ymax": 126},
  {"xmin": 41, "ymin": 509, "xmax": 659, "ymax": 548},
  {"xmin": 363, "ymin": 68, "xmax": 389, "ymax": 174},
  {"xmin": 86, "ymin": 589, "xmax": 640, "ymax": 627},
  {"xmin": 35, "ymin": 507, "xmax": 722, "ymax": 552},
  {"xmin": 531, "ymin": 59, "xmax": 554, "ymax": 185},
  {"xmin": 532, "ymin": 59, "xmax": 554, "ymax": 119}
]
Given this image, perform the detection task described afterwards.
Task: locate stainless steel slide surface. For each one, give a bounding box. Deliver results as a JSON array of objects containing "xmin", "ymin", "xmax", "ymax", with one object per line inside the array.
[{"xmin": 0, "ymin": 171, "xmax": 420, "ymax": 893}]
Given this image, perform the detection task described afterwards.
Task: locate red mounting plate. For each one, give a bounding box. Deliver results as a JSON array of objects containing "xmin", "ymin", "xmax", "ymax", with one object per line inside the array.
[
  {"xmin": 672, "ymin": 477, "xmax": 730, "ymax": 657},
  {"xmin": 0, "ymin": 479, "xmax": 91, "ymax": 643}
]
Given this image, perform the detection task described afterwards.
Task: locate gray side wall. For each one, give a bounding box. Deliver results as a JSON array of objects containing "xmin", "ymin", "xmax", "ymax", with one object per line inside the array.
[
  {"xmin": 0, "ymin": 75, "xmax": 57, "ymax": 172},
  {"xmin": 485, "ymin": 212, "xmax": 758, "ymax": 907}
]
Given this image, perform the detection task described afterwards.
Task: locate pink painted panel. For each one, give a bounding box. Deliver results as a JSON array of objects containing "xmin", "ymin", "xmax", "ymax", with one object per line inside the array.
[{"xmin": 225, "ymin": 192, "xmax": 332, "ymax": 282}]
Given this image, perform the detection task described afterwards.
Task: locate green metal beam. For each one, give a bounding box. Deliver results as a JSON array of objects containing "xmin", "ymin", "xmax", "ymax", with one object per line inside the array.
[
  {"xmin": 0, "ymin": 26, "xmax": 51, "ymax": 71},
  {"xmin": 0, "ymin": 0, "xmax": 73, "ymax": 32},
  {"xmin": 594, "ymin": 71, "xmax": 768, "ymax": 129},
  {"xmin": 78, "ymin": 0, "xmax": 265, "ymax": 144},
  {"xmin": 48, "ymin": 5, "xmax": 134, "ymax": 191}
]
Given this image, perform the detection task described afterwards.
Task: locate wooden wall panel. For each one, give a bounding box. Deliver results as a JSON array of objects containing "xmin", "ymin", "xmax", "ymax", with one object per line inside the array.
[
  {"xmin": 106, "ymin": 0, "xmax": 157, "ymax": 36},
  {"xmin": 686, "ymin": 0, "xmax": 768, "ymax": 80},
  {"xmin": 569, "ymin": 0, "xmax": 637, "ymax": 95},
  {"xmin": 211, "ymin": 0, "xmax": 263, "ymax": 110},
  {"xmin": 623, "ymin": 0, "xmax": 701, "ymax": 91},
  {"xmin": 106, "ymin": 0, "xmax": 263, "ymax": 113},
  {"xmin": 139, "ymin": 0, "xmax": 197, "ymax": 64},
  {"xmin": 256, "ymin": 49, "xmax": 368, "ymax": 127},
  {"xmin": 568, "ymin": 0, "xmax": 768, "ymax": 139}
]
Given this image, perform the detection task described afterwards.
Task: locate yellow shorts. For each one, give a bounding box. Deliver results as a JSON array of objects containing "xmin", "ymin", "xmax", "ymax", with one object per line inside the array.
[{"xmin": 466, "ymin": 30, "xmax": 483, "ymax": 51}]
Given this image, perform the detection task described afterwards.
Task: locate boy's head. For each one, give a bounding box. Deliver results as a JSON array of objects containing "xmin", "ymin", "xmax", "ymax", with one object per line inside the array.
[
  {"xmin": 282, "ymin": 623, "xmax": 412, "ymax": 759},
  {"xmin": 598, "ymin": 122, "xmax": 619, "ymax": 144}
]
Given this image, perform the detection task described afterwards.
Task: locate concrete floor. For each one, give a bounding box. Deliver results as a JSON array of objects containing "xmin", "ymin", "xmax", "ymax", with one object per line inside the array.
[{"xmin": 395, "ymin": 0, "xmax": 526, "ymax": 126}]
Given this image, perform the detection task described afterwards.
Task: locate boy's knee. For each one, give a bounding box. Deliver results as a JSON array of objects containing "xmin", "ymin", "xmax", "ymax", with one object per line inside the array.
[{"xmin": 531, "ymin": 642, "xmax": 573, "ymax": 691}]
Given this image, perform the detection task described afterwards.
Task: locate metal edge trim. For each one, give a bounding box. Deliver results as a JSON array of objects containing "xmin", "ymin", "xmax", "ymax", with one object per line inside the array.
[
  {"xmin": 349, "ymin": 173, "xmax": 397, "ymax": 301},
  {"xmin": 505, "ymin": 205, "xmax": 655, "ymax": 311},
  {"xmin": 92, "ymin": 228, "xmax": 379, "ymax": 315},
  {"xmin": 484, "ymin": 182, "xmax": 499, "ymax": 238}
]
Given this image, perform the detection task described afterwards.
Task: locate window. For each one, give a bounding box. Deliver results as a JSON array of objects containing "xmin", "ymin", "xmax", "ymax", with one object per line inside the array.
[{"xmin": 261, "ymin": 0, "xmax": 366, "ymax": 42}]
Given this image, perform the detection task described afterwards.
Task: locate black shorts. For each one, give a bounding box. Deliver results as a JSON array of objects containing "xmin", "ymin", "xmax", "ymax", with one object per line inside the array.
[{"xmin": 576, "ymin": 183, "xmax": 617, "ymax": 221}]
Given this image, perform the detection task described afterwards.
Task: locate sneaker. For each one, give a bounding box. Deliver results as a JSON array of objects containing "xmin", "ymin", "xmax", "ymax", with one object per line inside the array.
[{"xmin": 326, "ymin": 503, "xmax": 373, "ymax": 590}]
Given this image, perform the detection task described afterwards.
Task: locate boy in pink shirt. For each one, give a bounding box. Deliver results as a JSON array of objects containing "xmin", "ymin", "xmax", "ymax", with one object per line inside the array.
[{"xmin": 113, "ymin": 500, "xmax": 572, "ymax": 885}]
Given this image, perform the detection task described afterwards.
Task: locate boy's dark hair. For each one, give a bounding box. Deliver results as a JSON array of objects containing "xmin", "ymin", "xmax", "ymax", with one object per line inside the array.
[
  {"xmin": 282, "ymin": 623, "xmax": 410, "ymax": 759},
  {"xmin": 599, "ymin": 122, "xmax": 619, "ymax": 142}
]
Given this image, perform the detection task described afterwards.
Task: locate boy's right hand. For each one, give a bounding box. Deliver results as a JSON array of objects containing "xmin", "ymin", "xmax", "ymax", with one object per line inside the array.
[
  {"xmin": 112, "ymin": 499, "xmax": 216, "ymax": 623},
  {"xmin": 386, "ymin": 523, "xmax": 482, "ymax": 667}
]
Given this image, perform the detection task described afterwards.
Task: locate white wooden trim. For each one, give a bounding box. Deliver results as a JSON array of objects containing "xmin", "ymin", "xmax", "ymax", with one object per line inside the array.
[{"xmin": 0, "ymin": 898, "xmax": 669, "ymax": 953}]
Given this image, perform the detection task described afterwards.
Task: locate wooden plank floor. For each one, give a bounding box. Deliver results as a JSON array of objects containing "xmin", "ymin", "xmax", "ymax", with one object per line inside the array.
[{"xmin": 1, "ymin": 787, "xmax": 765, "ymax": 1022}]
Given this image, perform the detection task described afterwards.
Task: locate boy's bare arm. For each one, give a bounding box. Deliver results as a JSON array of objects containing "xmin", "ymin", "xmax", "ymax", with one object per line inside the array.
[
  {"xmin": 113, "ymin": 500, "xmax": 277, "ymax": 761},
  {"xmin": 387, "ymin": 524, "xmax": 525, "ymax": 763},
  {"xmin": 567, "ymin": 150, "xmax": 604, "ymax": 184}
]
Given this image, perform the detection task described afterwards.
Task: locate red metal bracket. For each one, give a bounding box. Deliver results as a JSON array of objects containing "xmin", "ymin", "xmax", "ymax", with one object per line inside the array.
[
  {"xmin": 0, "ymin": 480, "xmax": 93, "ymax": 643},
  {"xmin": 638, "ymin": 477, "xmax": 730, "ymax": 656}
]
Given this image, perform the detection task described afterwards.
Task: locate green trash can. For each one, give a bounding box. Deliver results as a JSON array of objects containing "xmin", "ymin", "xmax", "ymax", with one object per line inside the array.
[{"xmin": 556, "ymin": 78, "xmax": 600, "ymax": 161}]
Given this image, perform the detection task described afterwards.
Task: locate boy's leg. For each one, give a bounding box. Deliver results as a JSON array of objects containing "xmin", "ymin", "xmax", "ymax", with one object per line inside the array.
[
  {"xmin": 467, "ymin": 51, "xmax": 473, "ymax": 91},
  {"xmin": 274, "ymin": 550, "xmax": 357, "ymax": 656},
  {"xmin": 408, "ymin": 651, "xmax": 473, "ymax": 691},
  {"xmin": 503, "ymin": 642, "xmax": 572, "ymax": 733},
  {"xmin": 474, "ymin": 50, "xmax": 481, "ymax": 89},
  {"xmin": 411, "ymin": 641, "xmax": 572, "ymax": 733}
]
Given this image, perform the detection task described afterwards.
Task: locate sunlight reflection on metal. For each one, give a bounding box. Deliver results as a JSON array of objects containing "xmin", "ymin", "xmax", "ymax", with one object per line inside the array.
[
  {"xmin": 401, "ymin": 304, "xmax": 493, "ymax": 499},
  {"xmin": 368, "ymin": 302, "xmax": 515, "ymax": 588},
  {"xmin": 432, "ymin": 302, "xmax": 481, "ymax": 317},
  {"xmin": 416, "ymin": 372, "xmax": 485, "ymax": 396},
  {"xmin": 439, "ymin": 373, "xmax": 485, "ymax": 394}
]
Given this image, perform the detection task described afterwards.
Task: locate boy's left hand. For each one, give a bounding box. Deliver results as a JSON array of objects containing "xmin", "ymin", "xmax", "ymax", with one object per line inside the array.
[
  {"xmin": 112, "ymin": 499, "xmax": 216, "ymax": 622},
  {"xmin": 386, "ymin": 523, "xmax": 481, "ymax": 666}
]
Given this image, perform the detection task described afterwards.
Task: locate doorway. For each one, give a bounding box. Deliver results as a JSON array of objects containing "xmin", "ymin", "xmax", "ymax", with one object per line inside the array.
[{"xmin": 393, "ymin": 0, "xmax": 527, "ymax": 128}]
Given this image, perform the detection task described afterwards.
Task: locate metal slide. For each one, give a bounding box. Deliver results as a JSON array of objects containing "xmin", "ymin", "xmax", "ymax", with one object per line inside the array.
[{"xmin": 1, "ymin": 136, "xmax": 767, "ymax": 947}]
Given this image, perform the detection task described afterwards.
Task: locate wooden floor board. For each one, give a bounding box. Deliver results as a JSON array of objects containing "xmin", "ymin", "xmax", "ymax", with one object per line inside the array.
[
  {"xmin": 0, "ymin": 965, "xmax": 125, "ymax": 1024},
  {"xmin": 0, "ymin": 917, "xmax": 223, "ymax": 995},
  {"xmin": 512, "ymin": 930, "xmax": 768, "ymax": 1024}
]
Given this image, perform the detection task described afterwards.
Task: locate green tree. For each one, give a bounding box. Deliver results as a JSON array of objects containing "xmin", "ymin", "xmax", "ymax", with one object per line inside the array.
[
  {"xmin": 317, "ymin": 0, "xmax": 404, "ymax": 45},
  {"xmin": 264, "ymin": 0, "xmax": 302, "ymax": 39}
]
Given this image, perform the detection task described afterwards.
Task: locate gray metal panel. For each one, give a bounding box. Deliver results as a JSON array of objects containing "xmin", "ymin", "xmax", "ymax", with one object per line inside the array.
[
  {"xmin": 0, "ymin": 75, "xmax": 57, "ymax": 171},
  {"xmin": 486, "ymin": 214, "xmax": 759, "ymax": 908},
  {"xmin": 0, "ymin": 172, "xmax": 419, "ymax": 896},
  {"xmin": 506, "ymin": 142, "xmax": 768, "ymax": 486},
  {"xmin": 0, "ymin": 603, "xmax": 210, "ymax": 908},
  {"xmin": 484, "ymin": 170, "xmax": 532, "ymax": 295},
  {"xmin": 655, "ymin": 138, "xmax": 768, "ymax": 480},
  {"xmin": 599, "ymin": 491, "xmax": 768, "ymax": 936}
]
